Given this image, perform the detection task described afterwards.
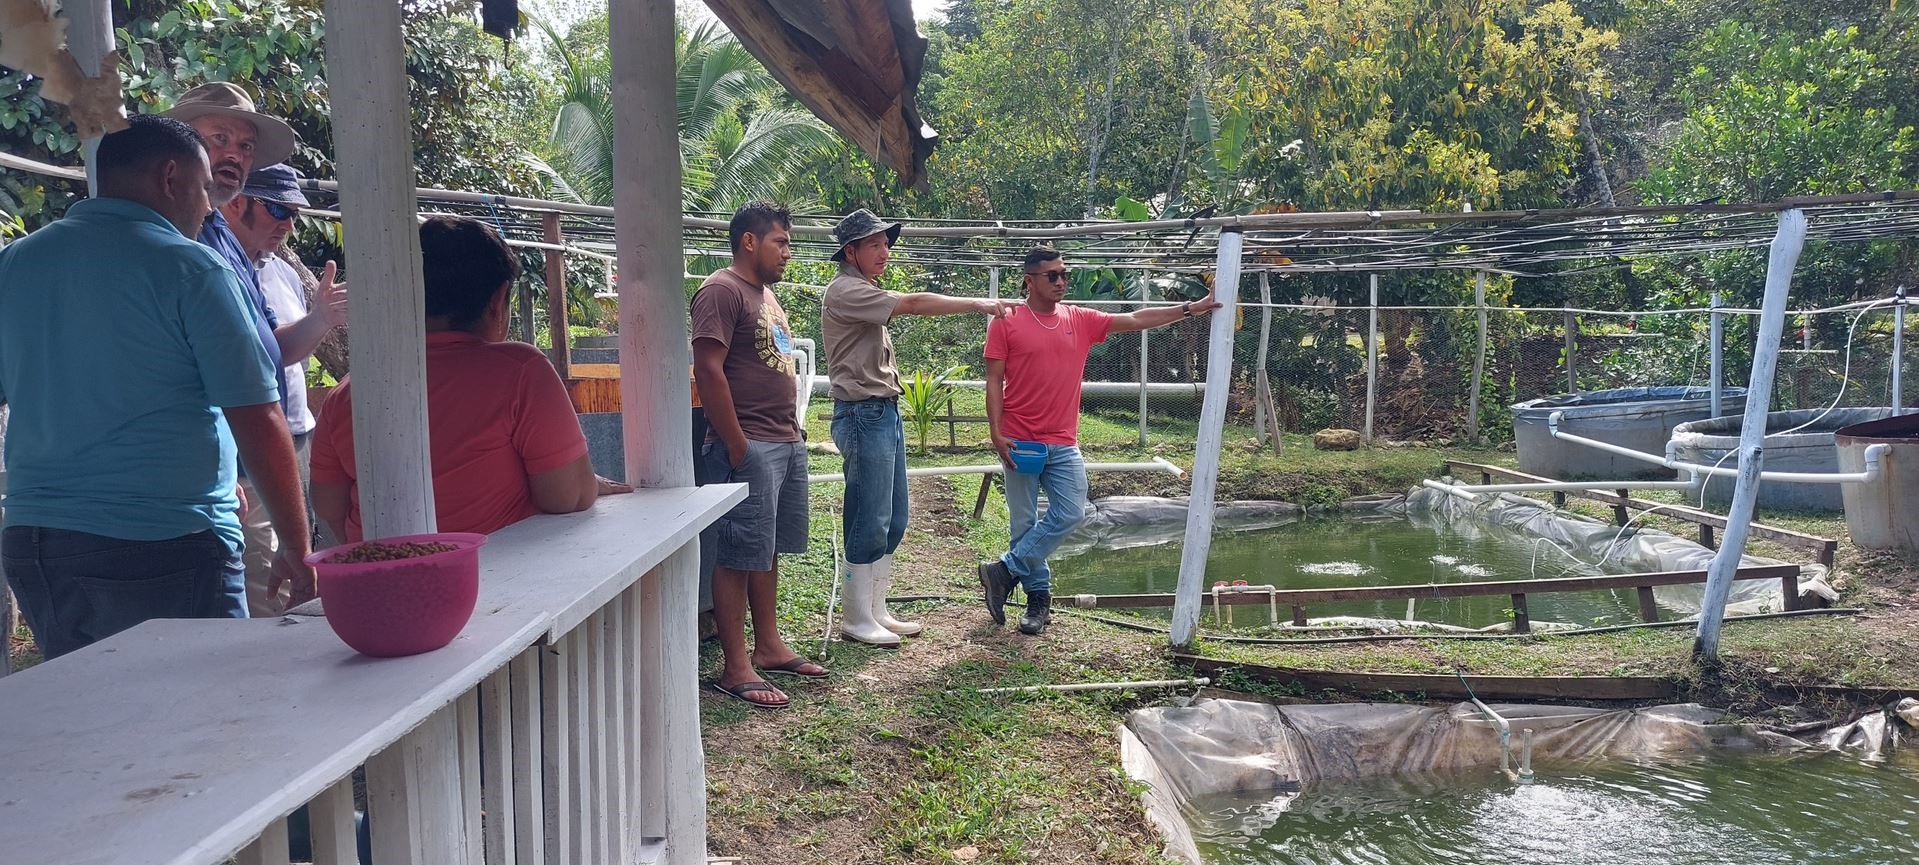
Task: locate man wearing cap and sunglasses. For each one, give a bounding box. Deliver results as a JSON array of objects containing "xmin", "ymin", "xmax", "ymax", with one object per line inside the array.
[
  {"xmin": 820, "ymin": 209, "xmax": 1017, "ymax": 646},
  {"xmin": 978, "ymin": 246, "xmax": 1219, "ymax": 635},
  {"xmin": 217, "ymin": 164, "xmax": 349, "ymax": 614}
]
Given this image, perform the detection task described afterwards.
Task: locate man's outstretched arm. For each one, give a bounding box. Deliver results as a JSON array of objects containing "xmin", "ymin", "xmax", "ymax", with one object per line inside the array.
[
  {"xmin": 1107, "ymin": 293, "xmax": 1223, "ymax": 333},
  {"xmin": 892, "ymin": 293, "xmax": 1018, "ymax": 320}
]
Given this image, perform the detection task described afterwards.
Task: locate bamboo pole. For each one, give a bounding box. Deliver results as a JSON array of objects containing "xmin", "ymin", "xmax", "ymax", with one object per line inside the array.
[
  {"xmin": 1138, "ymin": 276, "xmax": 1151, "ymax": 447},
  {"xmin": 1171, "ymin": 229, "xmax": 1244, "ymax": 650},
  {"xmin": 544, "ymin": 212, "xmax": 571, "ymax": 379},
  {"xmin": 1254, "ymin": 272, "xmax": 1275, "ymax": 445},
  {"xmin": 324, "ymin": 0, "xmax": 435, "ymax": 538}
]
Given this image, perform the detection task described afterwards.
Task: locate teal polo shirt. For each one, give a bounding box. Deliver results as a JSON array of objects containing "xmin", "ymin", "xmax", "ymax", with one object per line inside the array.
[{"xmin": 0, "ymin": 197, "xmax": 280, "ymax": 552}]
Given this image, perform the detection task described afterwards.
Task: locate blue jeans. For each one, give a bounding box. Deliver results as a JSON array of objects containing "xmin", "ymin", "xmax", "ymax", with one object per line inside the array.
[
  {"xmin": 999, "ymin": 445, "xmax": 1088, "ymax": 594},
  {"xmin": 831, "ymin": 398, "xmax": 908, "ymax": 565},
  {"xmin": 2, "ymin": 525, "xmax": 245, "ymax": 660}
]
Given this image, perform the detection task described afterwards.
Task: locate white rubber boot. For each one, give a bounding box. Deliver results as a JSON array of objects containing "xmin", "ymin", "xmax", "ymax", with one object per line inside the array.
[
  {"xmin": 872, "ymin": 553, "xmax": 923, "ymax": 637},
  {"xmin": 839, "ymin": 561, "xmax": 902, "ymax": 647}
]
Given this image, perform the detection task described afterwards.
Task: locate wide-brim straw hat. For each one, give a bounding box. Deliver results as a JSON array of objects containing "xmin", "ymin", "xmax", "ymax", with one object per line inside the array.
[
  {"xmin": 831, "ymin": 208, "xmax": 902, "ymax": 262},
  {"xmin": 162, "ymin": 82, "xmax": 297, "ymax": 167}
]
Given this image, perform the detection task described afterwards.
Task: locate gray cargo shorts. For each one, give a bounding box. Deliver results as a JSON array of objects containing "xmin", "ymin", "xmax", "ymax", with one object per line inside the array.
[{"xmin": 701, "ymin": 438, "xmax": 809, "ymax": 572}]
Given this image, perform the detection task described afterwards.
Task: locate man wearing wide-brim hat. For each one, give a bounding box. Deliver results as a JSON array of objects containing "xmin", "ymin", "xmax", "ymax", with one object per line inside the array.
[
  {"xmin": 819, "ymin": 209, "xmax": 1015, "ymax": 646},
  {"xmin": 164, "ymin": 82, "xmax": 319, "ymax": 608}
]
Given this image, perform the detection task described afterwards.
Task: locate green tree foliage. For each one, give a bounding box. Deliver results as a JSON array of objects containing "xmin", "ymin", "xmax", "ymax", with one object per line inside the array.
[
  {"xmin": 0, "ymin": 0, "xmax": 545, "ymax": 229},
  {"xmin": 525, "ymin": 14, "xmax": 837, "ymax": 212}
]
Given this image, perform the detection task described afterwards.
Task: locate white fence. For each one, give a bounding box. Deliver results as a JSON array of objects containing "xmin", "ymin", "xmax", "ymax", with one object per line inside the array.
[{"xmin": 0, "ymin": 485, "xmax": 740, "ymax": 865}]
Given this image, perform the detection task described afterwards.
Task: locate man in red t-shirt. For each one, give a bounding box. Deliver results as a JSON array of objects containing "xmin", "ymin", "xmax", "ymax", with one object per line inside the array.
[{"xmin": 979, "ymin": 246, "xmax": 1220, "ymax": 634}]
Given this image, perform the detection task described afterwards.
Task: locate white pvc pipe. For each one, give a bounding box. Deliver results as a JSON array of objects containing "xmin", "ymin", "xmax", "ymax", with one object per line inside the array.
[
  {"xmin": 1548, "ymin": 412, "xmax": 1889, "ymax": 484},
  {"xmin": 1172, "ymin": 229, "xmax": 1244, "ymax": 650},
  {"xmin": 974, "ymin": 677, "xmax": 1210, "ymax": 695},
  {"xmin": 1423, "ymin": 478, "xmax": 1481, "ymax": 501},
  {"xmin": 808, "ymin": 377, "xmax": 1202, "ymax": 397},
  {"xmin": 805, "ymin": 457, "xmax": 1183, "ymax": 485},
  {"xmin": 1894, "ymin": 287, "xmax": 1907, "ymax": 409},
  {"xmin": 1467, "ymin": 270, "xmax": 1488, "ymax": 442},
  {"xmin": 1710, "ymin": 292, "xmax": 1725, "ymax": 417},
  {"xmin": 1436, "ymin": 480, "xmax": 1702, "ymax": 494},
  {"xmin": 1698, "ymin": 209, "xmax": 1807, "ymax": 659}
]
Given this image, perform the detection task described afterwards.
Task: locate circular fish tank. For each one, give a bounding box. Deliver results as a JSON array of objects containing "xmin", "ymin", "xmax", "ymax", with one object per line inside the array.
[
  {"xmin": 1512, "ymin": 386, "xmax": 1746, "ymax": 481},
  {"xmin": 1671, "ymin": 408, "xmax": 1902, "ymax": 513}
]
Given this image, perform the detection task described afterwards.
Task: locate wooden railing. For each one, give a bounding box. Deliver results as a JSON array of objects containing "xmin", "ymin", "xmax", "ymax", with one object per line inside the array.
[
  {"xmin": 1443, "ymin": 460, "xmax": 1839, "ymax": 569},
  {"xmin": 0, "ymin": 485, "xmax": 740, "ymax": 865},
  {"xmin": 1068, "ymin": 564, "xmax": 1805, "ymax": 633}
]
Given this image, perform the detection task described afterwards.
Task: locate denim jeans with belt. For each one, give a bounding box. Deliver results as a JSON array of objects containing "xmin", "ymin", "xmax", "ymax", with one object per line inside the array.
[
  {"xmin": 2, "ymin": 525, "xmax": 245, "ymax": 660},
  {"xmin": 999, "ymin": 444, "xmax": 1089, "ymax": 594},
  {"xmin": 831, "ymin": 398, "xmax": 908, "ymax": 565}
]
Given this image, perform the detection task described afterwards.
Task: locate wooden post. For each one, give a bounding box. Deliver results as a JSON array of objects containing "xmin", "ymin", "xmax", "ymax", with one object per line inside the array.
[
  {"xmin": 1467, "ymin": 270, "xmax": 1488, "ymax": 443},
  {"xmin": 609, "ymin": 0, "xmax": 703, "ymax": 859},
  {"xmin": 68, "ymin": 0, "xmax": 113, "ymax": 197},
  {"xmin": 544, "ymin": 212, "xmax": 572, "ymax": 380},
  {"xmin": 324, "ymin": 0, "xmax": 435, "ymax": 538},
  {"xmin": 1510, "ymin": 593, "xmax": 1531, "ymax": 634},
  {"xmin": 1636, "ymin": 586, "xmax": 1661, "ymax": 623},
  {"xmin": 1171, "ymin": 229, "xmax": 1243, "ymax": 649},
  {"xmin": 368, "ymin": 705, "xmax": 469, "ymax": 864},
  {"xmin": 972, "ymin": 474, "xmax": 996, "ymax": 520},
  {"xmin": 1780, "ymin": 573, "xmax": 1802, "ymax": 612},
  {"xmin": 1613, "ymin": 491, "xmax": 1631, "ymax": 526},
  {"xmin": 518, "ymin": 275, "xmax": 537, "ymax": 344},
  {"xmin": 1699, "ymin": 523, "xmax": 1716, "ymax": 548}
]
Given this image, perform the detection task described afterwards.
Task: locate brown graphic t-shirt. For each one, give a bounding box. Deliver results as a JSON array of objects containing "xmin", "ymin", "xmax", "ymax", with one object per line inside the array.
[{"xmin": 690, "ymin": 268, "xmax": 801, "ymax": 442}]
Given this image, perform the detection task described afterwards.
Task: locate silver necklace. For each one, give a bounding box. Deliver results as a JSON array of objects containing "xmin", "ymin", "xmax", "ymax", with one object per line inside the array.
[{"xmin": 1027, "ymin": 305, "xmax": 1070, "ymax": 333}]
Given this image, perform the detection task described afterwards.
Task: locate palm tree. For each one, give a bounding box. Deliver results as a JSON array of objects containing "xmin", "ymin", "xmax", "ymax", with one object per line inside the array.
[{"xmin": 527, "ymin": 14, "xmax": 837, "ymax": 212}]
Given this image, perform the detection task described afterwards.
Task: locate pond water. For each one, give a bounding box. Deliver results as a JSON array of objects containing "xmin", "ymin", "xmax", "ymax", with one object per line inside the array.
[
  {"xmin": 1050, "ymin": 514, "xmax": 1675, "ymax": 629},
  {"xmin": 1190, "ymin": 751, "xmax": 1919, "ymax": 865}
]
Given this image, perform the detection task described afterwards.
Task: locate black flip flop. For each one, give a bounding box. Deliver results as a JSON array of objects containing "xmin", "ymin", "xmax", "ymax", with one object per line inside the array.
[
  {"xmin": 758, "ymin": 657, "xmax": 830, "ymax": 679},
  {"xmin": 711, "ymin": 680, "xmax": 790, "ymax": 710}
]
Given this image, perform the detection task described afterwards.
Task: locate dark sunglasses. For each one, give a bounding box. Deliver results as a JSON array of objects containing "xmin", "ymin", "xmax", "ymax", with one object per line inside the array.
[
  {"xmin": 1028, "ymin": 269, "xmax": 1070, "ymax": 285},
  {"xmin": 253, "ymin": 198, "xmax": 298, "ymax": 221}
]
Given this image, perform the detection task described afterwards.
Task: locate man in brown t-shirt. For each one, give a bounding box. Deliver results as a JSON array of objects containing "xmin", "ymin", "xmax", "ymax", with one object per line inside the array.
[
  {"xmin": 821, "ymin": 209, "xmax": 1014, "ymax": 646},
  {"xmin": 692, "ymin": 201, "xmax": 824, "ymax": 709}
]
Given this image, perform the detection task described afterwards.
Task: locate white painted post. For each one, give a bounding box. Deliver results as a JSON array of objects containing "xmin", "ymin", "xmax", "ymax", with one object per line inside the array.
[
  {"xmin": 323, "ymin": 0, "xmax": 435, "ymax": 537},
  {"xmin": 1710, "ymin": 292, "xmax": 1725, "ymax": 417},
  {"xmin": 1254, "ymin": 272, "xmax": 1274, "ymax": 444},
  {"xmin": 1893, "ymin": 286, "xmax": 1906, "ymax": 409},
  {"xmin": 1696, "ymin": 210, "xmax": 1808, "ymax": 660},
  {"xmin": 1170, "ymin": 228, "xmax": 1244, "ymax": 649},
  {"xmin": 609, "ymin": 0, "xmax": 704, "ymax": 859},
  {"xmin": 988, "ymin": 266, "xmax": 1000, "ymax": 300},
  {"xmin": 67, "ymin": 0, "xmax": 113, "ymax": 197},
  {"xmin": 1466, "ymin": 270, "xmax": 1488, "ymax": 444},
  {"xmin": 1138, "ymin": 276, "xmax": 1151, "ymax": 447},
  {"xmin": 367, "ymin": 705, "xmax": 470, "ymax": 865},
  {"xmin": 306, "ymin": 776, "xmax": 361, "ymax": 865},
  {"xmin": 1363, "ymin": 274, "xmax": 1379, "ymax": 446}
]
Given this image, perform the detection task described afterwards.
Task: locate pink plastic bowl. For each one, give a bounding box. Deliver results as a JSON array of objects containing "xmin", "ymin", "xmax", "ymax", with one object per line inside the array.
[{"xmin": 306, "ymin": 532, "xmax": 487, "ymax": 657}]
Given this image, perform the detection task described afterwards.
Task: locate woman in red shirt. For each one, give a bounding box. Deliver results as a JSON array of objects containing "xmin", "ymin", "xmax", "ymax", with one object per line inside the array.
[{"xmin": 310, "ymin": 217, "xmax": 618, "ymax": 542}]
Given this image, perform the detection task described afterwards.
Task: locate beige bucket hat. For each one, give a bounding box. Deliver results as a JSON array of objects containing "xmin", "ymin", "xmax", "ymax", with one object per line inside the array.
[{"xmin": 162, "ymin": 82, "xmax": 297, "ymax": 167}]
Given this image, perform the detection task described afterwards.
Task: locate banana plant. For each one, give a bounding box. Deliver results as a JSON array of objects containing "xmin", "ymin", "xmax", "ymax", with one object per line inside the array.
[{"xmin": 900, "ymin": 365, "xmax": 967, "ymax": 455}]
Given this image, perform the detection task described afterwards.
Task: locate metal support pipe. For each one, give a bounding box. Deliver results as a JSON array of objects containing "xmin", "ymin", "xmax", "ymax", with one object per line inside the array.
[
  {"xmin": 1467, "ymin": 270, "xmax": 1489, "ymax": 442},
  {"xmin": 1364, "ymin": 274, "xmax": 1380, "ymax": 446},
  {"xmin": 1254, "ymin": 272, "xmax": 1275, "ymax": 445},
  {"xmin": 67, "ymin": 1, "xmax": 113, "ymax": 197},
  {"xmin": 1172, "ymin": 229, "xmax": 1245, "ymax": 650},
  {"xmin": 1710, "ymin": 292, "xmax": 1725, "ymax": 417},
  {"xmin": 1433, "ymin": 479, "xmax": 1702, "ymax": 495},
  {"xmin": 1563, "ymin": 310, "xmax": 1578, "ymax": 393},
  {"xmin": 1139, "ymin": 276, "xmax": 1151, "ymax": 447},
  {"xmin": 988, "ymin": 266, "xmax": 1000, "ymax": 300},
  {"xmin": 1698, "ymin": 209, "xmax": 1808, "ymax": 661},
  {"xmin": 1894, "ymin": 286, "xmax": 1907, "ymax": 409}
]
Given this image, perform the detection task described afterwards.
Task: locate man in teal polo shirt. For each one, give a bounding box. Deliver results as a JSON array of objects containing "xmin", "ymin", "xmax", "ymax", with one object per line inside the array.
[{"xmin": 0, "ymin": 115, "xmax": 315, "ymax": 660}]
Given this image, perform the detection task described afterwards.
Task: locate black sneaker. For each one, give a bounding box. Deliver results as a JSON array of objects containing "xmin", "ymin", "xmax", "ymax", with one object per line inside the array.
[
  {"xmin": 979, "ymin": 560, "xmax": 1014, "ymax": 625},
  {"xmin": 1018, "ymin": 591, "xmax": 1052, "ymax": 636}
]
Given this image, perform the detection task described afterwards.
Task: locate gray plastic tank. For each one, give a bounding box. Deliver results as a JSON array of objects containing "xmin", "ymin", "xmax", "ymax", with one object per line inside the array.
[
  {"xmin": 1836, "ymin": 412, "xmax": 1919, "ymax": 552},
  {"xmin": 1512, "ymin": 386, "xmax": 1746, "ymax": 481},
  {"xmin": 1670, "ymin": 408, "xmax": 1903, "ymax": 513}
]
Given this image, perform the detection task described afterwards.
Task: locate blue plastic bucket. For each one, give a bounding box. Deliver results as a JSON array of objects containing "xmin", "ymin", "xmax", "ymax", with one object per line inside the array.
[{"xmin": 1008, "ymin": 440, "xmax": 1048, "ymax": 475}]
